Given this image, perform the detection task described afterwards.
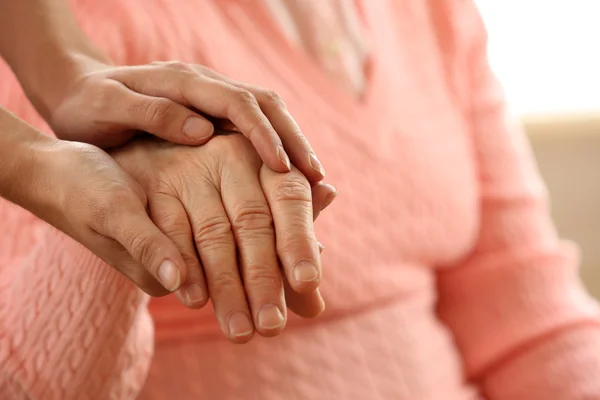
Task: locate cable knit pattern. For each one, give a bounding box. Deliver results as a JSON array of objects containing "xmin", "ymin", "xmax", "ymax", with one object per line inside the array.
[{"xmin": 1, "ymin": 1, "xmax": 600, "ymax": 399}]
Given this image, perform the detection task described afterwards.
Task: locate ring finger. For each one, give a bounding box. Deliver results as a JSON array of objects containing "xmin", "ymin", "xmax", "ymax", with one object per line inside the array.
[{"xmin": 182, "ymin": 182, "xmax": 254, "ymax": 343}]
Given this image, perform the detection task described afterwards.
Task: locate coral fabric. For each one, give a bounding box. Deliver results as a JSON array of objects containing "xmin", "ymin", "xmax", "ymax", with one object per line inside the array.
[
  {"xmin": 264, "ymin": 0, "xmax": 369, "ymax": 96},
  {"xmin": 1, "ymin": 1, "xmax": 600, "ymax": 399}
]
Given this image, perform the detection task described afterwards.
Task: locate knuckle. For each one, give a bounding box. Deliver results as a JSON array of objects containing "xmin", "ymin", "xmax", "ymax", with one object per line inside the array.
[
  {"xmin": 127, "ymin": 230, "xmax": 157, "ymax": 266},
  {"xmin": 270, "ymin": 176, "xmax": 311, "ymax": 203},
  {"xmin": 232, "ymin": 89, "xmax": 257, "ymax": 106},
  {"xmin": 193, "ymin": 215, "xmax": 233, "ymax": 249},
  {"xmin": 180, "ymin": 251, "xmax": 202, "ymax": 270},
  {"xmin": 163, "ymin": 60, "xmax": 193, "ymax": 72},
  {"xmin": 209, "ymin": 270, "xmax": 240, "ymax": 293},
  {"xmin": 244, "ymin": 267, "xmax": 281, "ymax": 292},
  {"xmin": 230, "ymin": 201, "xmax": 274, "ymax": 236},
  {"xmin": 261, "ymin": 90, "xmax": 286, "ymax": 108},
  {"xmin": 290, "ymin": 129, "xmax": 309, "ymax": 144},
  {"xmin": 145, "ymin": 98, "xmax": 173, "ymax": 128},
  {"xmin": 88, "ymin": 191, "xmax": 130, "ymax": 230},
  {"xmin": 277, "ymin": 234, "xmax": 313, "ymax": 256},
  {"xmin": 156, "ymin": 210, "xmax": 189, "ymax": 236},
  {"xmin": 245, "ymin": 122, "xmax": 267, "ymax": 142},
  {"xmin": 90, "ymin": 82, "xmax": 120, "ymax": 113}
]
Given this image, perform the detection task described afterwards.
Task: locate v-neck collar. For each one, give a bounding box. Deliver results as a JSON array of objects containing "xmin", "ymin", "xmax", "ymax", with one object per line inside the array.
[{"xmin": 222, "ymin": 0, "xmax": 380, "ymax": 134}]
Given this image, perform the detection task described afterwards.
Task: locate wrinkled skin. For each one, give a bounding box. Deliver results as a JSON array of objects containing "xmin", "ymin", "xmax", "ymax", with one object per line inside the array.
[{"xmin": 111, "ymin": 133, "xmax": 336, "ymax": 343}]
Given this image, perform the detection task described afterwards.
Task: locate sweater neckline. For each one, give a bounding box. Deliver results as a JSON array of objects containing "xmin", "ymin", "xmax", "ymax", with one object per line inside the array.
[{"xmin": 226, "ymin": 0, "xmax": 379, "ymax": 133}]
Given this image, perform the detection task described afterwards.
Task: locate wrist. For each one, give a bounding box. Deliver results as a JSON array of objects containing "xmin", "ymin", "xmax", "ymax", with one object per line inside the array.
[
  {"xmin": 0, "ymin": 108, "xmax": 59, "ymax": 208},
  {"xmin": 20, "ymin": 51, "xmax": 113, "ymax": 122}
]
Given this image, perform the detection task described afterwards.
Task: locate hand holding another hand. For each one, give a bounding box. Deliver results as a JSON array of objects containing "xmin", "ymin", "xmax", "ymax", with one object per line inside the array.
[
  {"xmin": 12, "ymin": 55, "xmax": 338, "ymax": 343},
  {"xmin": 48, "ymin": 57, "xmax": 326, "ymax": 183},
  {"xmin": 112, "ymin": 132, "xmax": 337, "ymax": 343}
]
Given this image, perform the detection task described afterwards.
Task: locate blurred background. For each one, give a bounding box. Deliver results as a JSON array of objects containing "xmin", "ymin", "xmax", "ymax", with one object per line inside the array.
[{"xmin": 476, "ymin": 0, "xmax": 600, "ymax": 298}]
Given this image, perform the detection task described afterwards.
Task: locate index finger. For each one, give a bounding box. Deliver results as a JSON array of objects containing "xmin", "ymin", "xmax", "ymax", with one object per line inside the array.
[
  {"xmin": 260, "ymin": 165, "xmax": 321, "ymax": 293},
  {"xmin": 197, "ymin": 67, "xmax": 326, "ymax": 184},
  {"xmin": 109, "ymin": 66, "xmax": 292, "ymax": 174}
]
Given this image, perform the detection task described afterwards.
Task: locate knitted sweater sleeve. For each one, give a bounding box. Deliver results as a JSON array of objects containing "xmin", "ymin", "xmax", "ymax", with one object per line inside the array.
[
  {"xmin": 0, "ymin": 211, "xmax": 153, "ymax": 400},
  {"xmin": 435, "ymin": 1, "xmax": 600, "ymax": 399}
]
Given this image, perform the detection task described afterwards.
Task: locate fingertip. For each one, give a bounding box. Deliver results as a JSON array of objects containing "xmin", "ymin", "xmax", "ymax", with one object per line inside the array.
[
  {"xmin": 261, "ymin": 149, "xmax": 292, "ymax": 174},
  {"xmin": 287, "ymin": 151, "xmax": 325, "ymax": 184},
  {"xmin": 226, "ymin": 311, "xmax": 255, "ymax": 344},
  {"xmin": 157, "ymin": 259, "xmax": 182, "ymax": 292},
  {"xmin": 286, "ymin": 288, "xmax": 326, "ymax": 318},
  {"xmin": 182, "ymin": 116, "xmax": 214, "ymax": 143},
  {"xmin": 301, "ymin": 167, "xmax": 327, "ymax": 186},
  {"xmin": 255, "ymin": 304, "xmax": 286, "ymax": 337},
  {"xmin": 312, "ymin": 183, "xmax": 338, "ymax": 220},
  {"xmin": 318, "ymin": 242, "xmax": 325, "ymax": 253},
  {"xmin": 322, "ymin": 189, "xmax": 338, "ymax": 209},
  {"xmin": 308, "ymin": 152, "xmax": 326, "ymax": 179},
  {"xmin": 290, "ymin": 260, "xmax": 321, "ymax": 293},
  {"xmin": 176, "ymin": 283, "xmax": 209, "ymax": 309},
  {"xmin": 277, "ymin": 145, "xmax": 292, "ymax": 172}
]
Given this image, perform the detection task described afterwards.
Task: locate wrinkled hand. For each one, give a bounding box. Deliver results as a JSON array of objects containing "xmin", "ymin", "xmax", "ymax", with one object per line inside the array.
[
  {"xmin": 112, "ymin": 133, "xmax": 337, "ymax": 343},
  {"xmin": 49, "ymin": 56, "xmax": 326, "ymax": 183}
]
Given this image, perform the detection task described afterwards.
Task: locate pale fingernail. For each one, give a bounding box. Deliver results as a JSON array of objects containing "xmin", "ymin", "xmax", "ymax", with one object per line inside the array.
[
  {"xmin": 258, "ymin": 304, "xmax": 284, "ymax": 330},
  {"xmin": 293, "ymin": 260, "xmax": 319, "ymax": 282},
  {"xmin": 278, "ymin": 145, "xmax": 291, "ymax": 171},
  {"xmin": 228, "ymin": 312, "xmax": 254, "ymax": 337},
  {"xmin": 183, "ymin": 283, "xmax": 206, "ymax": 305},
  {"xmin": 183, "ymin": 117, "xmax": 214, "ymax": 139},
  {"xmin": 323, "ymin": 190, "xmax": 338, "ymax": 209},
  {"xmin": 157, "ymin": 260, "xmax": 181, "ymax": 292},
  {"xmin": 309, "ymin": 153, "xmax": 325, "ymax": 177},
  {"xmin": 318, "ymin": 242, "xmax": 325, "ymax": 253},
  {"xmin": 317, "ymin": 291, "xmax": 326, "ymax": 312}
]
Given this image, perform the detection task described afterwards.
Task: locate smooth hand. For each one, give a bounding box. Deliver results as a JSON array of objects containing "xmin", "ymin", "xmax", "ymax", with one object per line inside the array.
[
  {"xmin": 21, "ymin": 138, "xmax": 192, "ymax": 294},
  {"xmin": 112, "ymin": 133, "xmax": 337, "ymax": 343},
  {"xmin": 49, "ymin": 57, "xmax": 326, "ymax": 183}
]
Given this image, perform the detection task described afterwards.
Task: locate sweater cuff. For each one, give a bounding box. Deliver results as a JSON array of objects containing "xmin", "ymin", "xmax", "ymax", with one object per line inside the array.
[{"xmin": 482, "ymin": 324, "xmax": 600, "ymax": 400}]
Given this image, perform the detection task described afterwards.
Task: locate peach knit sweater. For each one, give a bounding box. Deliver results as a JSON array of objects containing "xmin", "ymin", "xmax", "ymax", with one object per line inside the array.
[{"xmin": 1, "ymin": 1, "xmax": 600, "ymax": 399}]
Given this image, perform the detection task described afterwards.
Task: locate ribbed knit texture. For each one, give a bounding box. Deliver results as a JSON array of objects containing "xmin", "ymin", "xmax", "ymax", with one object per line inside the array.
[{"xmin": 1, "ymin": 1, "xmax": 600, "ymax": 399}]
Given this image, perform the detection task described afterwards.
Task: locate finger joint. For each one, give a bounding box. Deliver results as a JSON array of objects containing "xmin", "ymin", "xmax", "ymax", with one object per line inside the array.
[{"xmin": 193, "ymin": 215, "xmax": 233, "ymax": 249}]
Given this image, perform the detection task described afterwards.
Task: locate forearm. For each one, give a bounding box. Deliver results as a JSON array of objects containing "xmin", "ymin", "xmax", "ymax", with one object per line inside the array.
[
  {"xmin": 0, "ymin": 106, "xmax": 55, "ymax": 207},
  {"xmin": 0, "ymin": 0, "xmax": 111, "ymax": 118}
]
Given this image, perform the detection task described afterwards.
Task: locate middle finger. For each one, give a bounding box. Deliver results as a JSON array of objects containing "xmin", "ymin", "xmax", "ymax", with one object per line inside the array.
[{"xmin": 221, "ymin": 155, "xmax": 287, "ymax": 337}]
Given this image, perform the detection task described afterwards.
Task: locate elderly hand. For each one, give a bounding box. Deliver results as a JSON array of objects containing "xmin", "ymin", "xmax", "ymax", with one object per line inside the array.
[
  {"xmin": 111, "ymin": 132, "xmax": 337, "ymax": 343},
  {"xmin": 47, "ymin": 56, "xmax": 326, "ymax": 183}
]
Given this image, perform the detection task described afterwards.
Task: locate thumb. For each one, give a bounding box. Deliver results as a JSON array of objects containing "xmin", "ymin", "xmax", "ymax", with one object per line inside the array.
[
  {"xmin": 114, "ymin": 83, "xmax": 215, "ymax": 145},
  {"xmin": 107, "ymin": 203, "xmax": 188, "ymax": 293}
]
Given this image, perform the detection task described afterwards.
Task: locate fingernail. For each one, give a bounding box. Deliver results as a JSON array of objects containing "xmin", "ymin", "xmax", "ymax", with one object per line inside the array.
[
  {"xmin": 183, "ymin": 283, "xmax": 206, "ymax": 305},
  {"xmin": 323, "ymin": 191, "xmax": 338, "ymax": 209},
  {"xmin": 318, "ymin": 242, "xmax": 325, "ymax": 253},
  {"xmin": 278, "ymin": 145, "xmax": 291, "ymax": 171},
  {"xmin": 317, "ymin": 291, "xmax": 326, "ymax": 312},
  {"xmin": 309, "ymin": 153, "xmax": 325, "ymax": 177},
  {"xmin": 258, "ymin": 304, "xmax": 284, "ymax": 330},
  {"xmin": 183, "ymin": 117, "xmax": 214, "ymax": 139},
  {"xmin": 293, "ymin": 260, "xmax": 319, "ymax": 282},
  {"xmin": 228, "ymin": 312, "xmax": 254, "ymax": 337},
  {"xmin": 157, "ymin": 260, "xmax": 181, "ymax": 292}
]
